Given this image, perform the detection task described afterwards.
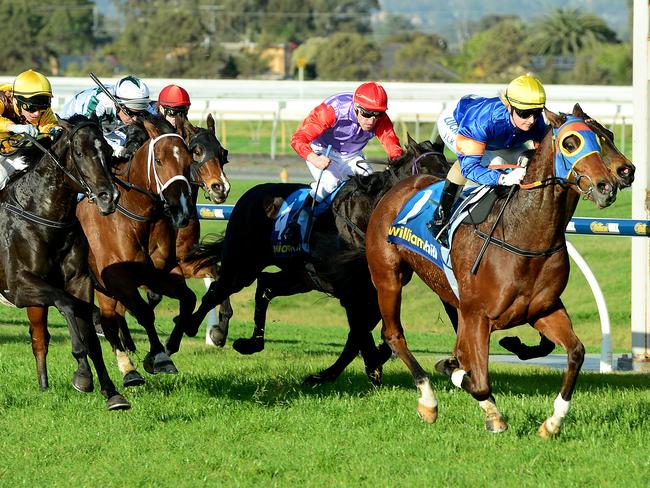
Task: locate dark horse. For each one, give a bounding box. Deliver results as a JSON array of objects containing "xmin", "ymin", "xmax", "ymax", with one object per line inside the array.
[
  {"xmin": 76, "ymin": 117, "xmax": 196, "ymax": 385},
  {"xmin": 0, "ymin": 115, "xmax": 129, "ymax": 410},
  {"xmin": 364, "ymin": 108, "xmax": 617, "ymax": 436},
  {"xmin": 169, "ymin": 137, "xmax": 449, "ymax": 384}
]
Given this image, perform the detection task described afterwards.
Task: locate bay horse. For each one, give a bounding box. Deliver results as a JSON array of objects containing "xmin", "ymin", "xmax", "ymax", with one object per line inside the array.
[
  {"xmin": 170, "ymin": 137, "xmax": 450, "ymax": 384},
  {"xmin": 364, "ymin": 108, "xmax": 617, "ymax": 436},
  {"xmin": 0, "ymin": 115, "xmax": 130, "ymax": 410},
  {"xmin": 108, "ymin": 114, "xmax": 232, "ymax": 385},
  {"xmin": 497, "ymin": 104, "xmax": 635, "ymax": 359},
  {"xmin": 76, "ymin": 117, "xmax": 196, "ymax": 385}
]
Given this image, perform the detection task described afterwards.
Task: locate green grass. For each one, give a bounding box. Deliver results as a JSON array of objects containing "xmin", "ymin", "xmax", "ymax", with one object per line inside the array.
[{"xmin": 0, "ymin": 171, "xmax": 644, "ymax": 486}]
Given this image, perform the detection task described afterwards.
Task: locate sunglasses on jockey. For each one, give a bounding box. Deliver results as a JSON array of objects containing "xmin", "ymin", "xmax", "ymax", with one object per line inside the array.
[
  {"xmin": 18, "ymin": 100, "xmax": 50, "ymax": 113},
  {"xmin": 162, "ymin": 106, "xmax": 189, "ymax": 117},
  {"xmin": 118, "ymin": 106, "xmax": 145, "ymax": 118},
  {"xmin": 356, "ymin": 106, "xmax": 385, "ymax": 119},
  {"xmin": 513, "ymin": 106, "xmax": 544, "ymax": 120}
]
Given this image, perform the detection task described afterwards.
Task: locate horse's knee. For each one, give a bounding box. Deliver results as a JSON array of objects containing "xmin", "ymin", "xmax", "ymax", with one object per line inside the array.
[{"xmin": 567, "ymin": 341, "xmax": 585, "ymax": 368}]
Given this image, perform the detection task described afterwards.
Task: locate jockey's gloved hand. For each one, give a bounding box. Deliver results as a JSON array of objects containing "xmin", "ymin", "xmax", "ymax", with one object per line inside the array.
[
  {"xmin": 11, "ymin": 124, "xmax": 39, "ymax": 138},
  {"xmin": 498, "ymin": 166, "xmax": 526, "ymax": 186},
  {"xmin": 113, "ymin": 145, "xmax": 127, "ymax": 158}
]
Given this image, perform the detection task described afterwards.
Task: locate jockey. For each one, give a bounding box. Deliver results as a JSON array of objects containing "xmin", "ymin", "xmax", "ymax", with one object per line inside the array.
[
  {"xmin": 287, "ymin": 81, "xmax": 403, "ymax": 244},
  {"xmin": 429, "ymin": 73, "xmax": 547, "ymax": 247},
  {"xmin": 58, "ymin": 75, "xmax": 156, "ymax": 158},
  {"xmin": 155, "ymin": 84, "xmax": 191, "ymax": 128},
  {"xmin": 0, "ymin": 69, "xmax": 59, "ymax": 189}
]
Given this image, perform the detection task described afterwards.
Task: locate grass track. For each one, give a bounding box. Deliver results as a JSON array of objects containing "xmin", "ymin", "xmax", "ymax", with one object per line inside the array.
[{"xmin": 0, "ymin": 172, "xmax": 646, "ymax": 486}]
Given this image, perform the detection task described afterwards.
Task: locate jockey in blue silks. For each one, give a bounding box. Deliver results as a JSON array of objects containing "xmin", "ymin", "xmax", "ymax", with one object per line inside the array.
[{"xmin": 430, "ymin": 74, "xmax": 548, "ymax": 246}]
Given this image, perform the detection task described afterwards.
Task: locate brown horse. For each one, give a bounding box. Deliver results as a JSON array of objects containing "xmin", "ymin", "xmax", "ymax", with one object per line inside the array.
[
  {"xmin": 76, "ymin": 117, "xmax": 196, "ymax": 384},
  {"xmin": 496, "ymin": 104, "xmax": 635, "ymax": 358},
  {"xmin": 364, "ymin": 109, "xmax": 617, "ymax": 436}
]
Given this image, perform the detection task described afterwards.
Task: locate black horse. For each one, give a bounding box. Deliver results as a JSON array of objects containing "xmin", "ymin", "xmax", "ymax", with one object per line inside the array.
[
  {"xmin": 0, "ymin": 115, "xmax": 129, "ymax": 410},
  {"xmin": 168, "ymin": 136, "xmax": 450, "ymax": 384}
]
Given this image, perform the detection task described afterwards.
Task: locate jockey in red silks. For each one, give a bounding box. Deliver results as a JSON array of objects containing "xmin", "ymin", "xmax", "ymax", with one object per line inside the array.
[
  {"xmin": 284, "ymin": 81, "xmax": 403, "ymax": 246},
  {"xmin": 155, "ymin": 84, "xmax": 191, "ymax": 128},
  {"xmin": 291, "ymin": 81, "xmax": 403, "ymax": 204},
  {"xmin": 429, "ymin": 73, "xmax": 548, "ymax": 247}
]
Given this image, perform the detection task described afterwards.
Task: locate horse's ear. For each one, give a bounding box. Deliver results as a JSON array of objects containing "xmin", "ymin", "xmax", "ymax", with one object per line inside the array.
[
  {"xmin": 142, "ymin": 119, "xmax": 161, "ymax": 138},
  {"xmin": 207, "ymin": 113, "xmax": 215, "ymax": 134},
  {"xmin": 181, "ymin": 118, "xmax": 198, "ymax": 140},
  {"xmin": 545, "ymin": 109, "xmax": 565, "ymax": 129},
  {"xmin": 57, "ymin": 117, "xmax": 71, "ymax": 132},
  {"xmin": 573, "ymin": 103, "xmax": 587, "ymax": 119}
]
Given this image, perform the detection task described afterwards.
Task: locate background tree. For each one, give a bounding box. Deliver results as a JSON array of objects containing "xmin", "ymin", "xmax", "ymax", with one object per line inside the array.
[
  {"xmin": 453, "ymin": 17, "xmax": 529, "ymax": 83},
  {"xmin": 314, "ymin": 32, "xmax": 381, "ymax": 80},
  {"xmin": 0, "ymin": 1, "xmax": 48, "ymax": 74},
  {"xmin": 388, "ymin": 33, "xmax": 457, "ymax": 82}
]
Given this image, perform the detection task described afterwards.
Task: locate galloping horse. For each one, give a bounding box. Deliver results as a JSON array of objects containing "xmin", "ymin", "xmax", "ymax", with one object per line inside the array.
[
  {"xmin": 171, "ymin": 137, "xmax": 449, "ymax": 384},
  {"xmin": 76, "ymin": 116, "xmax": 196, "ymax": 385},
  {"xmin": 497, "ymin": 104, "xmax": 635, "ymax": 359},
  {"xmin": 0, "ymin": 115, "xmax": 129, "ymax": 410},
  {"xmin": 364, "ymin": 109, "xmax": 617, "ymax": 436}
]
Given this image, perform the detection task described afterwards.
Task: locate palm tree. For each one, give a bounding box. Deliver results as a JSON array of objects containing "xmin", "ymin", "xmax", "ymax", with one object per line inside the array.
[{"xmin": 527, "ymin": 8, "xmax": 619, "ymax": 57}]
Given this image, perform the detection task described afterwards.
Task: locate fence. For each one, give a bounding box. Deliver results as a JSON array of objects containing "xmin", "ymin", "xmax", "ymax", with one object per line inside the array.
[{"xmin": 196, "ymin": 203, "xmax": 649, "ymax": 372}]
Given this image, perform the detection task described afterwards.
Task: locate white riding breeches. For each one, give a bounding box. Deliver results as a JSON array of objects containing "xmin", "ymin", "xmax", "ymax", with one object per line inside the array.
[{"xmin": 305, "ymin": 145, "xmax": 373, "ymax": 202}]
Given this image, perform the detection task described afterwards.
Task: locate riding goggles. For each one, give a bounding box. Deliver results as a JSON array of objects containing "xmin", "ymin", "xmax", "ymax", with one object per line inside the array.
[
  {"xmin": 514, "ymin": 106, "xmax": 544, "ymax": 120},
  {"xmin": 163, "ymin": 106, "xmax": 189, "ymax": 117},
  {"xmin": 19, "ymin": 100, "xmax": 50, "ymax": 112},
  {"xmin": 357, "ymin": 107, "xmax": 385, "ymax": 119},
  {"xmin": 119, "ymin": 106, "xmax": 143, "ymax": 118}
]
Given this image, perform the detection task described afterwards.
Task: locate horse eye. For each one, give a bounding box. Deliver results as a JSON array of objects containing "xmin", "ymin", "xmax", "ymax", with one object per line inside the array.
[{"xmin": 154, "ymin": 158, "xmax": 163, "ymax": 166}]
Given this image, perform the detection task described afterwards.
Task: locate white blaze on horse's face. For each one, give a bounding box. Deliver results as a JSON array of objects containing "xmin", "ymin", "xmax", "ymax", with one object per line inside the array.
[{"xmin": 173, "ymin": 146, "xmax": 180, "ymax": 164}]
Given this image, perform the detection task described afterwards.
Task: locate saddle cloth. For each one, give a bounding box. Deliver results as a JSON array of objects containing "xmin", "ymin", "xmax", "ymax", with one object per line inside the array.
[
  {"xmin": 271, "ymin": 185, "xmax": 342, "ymax": 258},
  {"xmin": 386, "ymin": 182, "xmax": 492, "ymax": 299}
]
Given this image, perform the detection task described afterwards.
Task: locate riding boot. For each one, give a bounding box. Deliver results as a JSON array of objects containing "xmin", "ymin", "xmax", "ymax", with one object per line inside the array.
[
  {"xmin": 427, "ymin": 180, "xmax": 461, "ymax": 247},
  {"xmin": 283, "ymin": 195, "xmax": 313, "ymax": 249}
]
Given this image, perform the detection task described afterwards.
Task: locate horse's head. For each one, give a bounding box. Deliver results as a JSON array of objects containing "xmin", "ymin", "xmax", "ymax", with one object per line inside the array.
[
  {"xmin": 181, "ymin": 114, "xmax": 230, "ymax": 204},
  {"xmin": 572, "ymin": 103, "xmax": 635, "ymax": 189},
  {"xmin": 134, "ymin": 118, "xmax": 195, "ymax": 228},
  {"xmin": 541, "ymin": 109, "xmax": 617, "ymax": 208},
  {"xmin": 387, "ymin": 133, "xmax": 450, "ymax": 180},
  {"xmin": 57, "ymin": 115, "xmax": 119, "ymax": 215}
]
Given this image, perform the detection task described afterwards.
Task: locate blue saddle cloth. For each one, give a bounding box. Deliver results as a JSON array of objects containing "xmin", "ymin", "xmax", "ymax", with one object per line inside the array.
[
  {"xmin": 271, "ymin": 186, "xmax": 342, "ymax": 258},
  {"xmin": 386, "ymin": 182, "xmax": 490, "ymax": 299}
]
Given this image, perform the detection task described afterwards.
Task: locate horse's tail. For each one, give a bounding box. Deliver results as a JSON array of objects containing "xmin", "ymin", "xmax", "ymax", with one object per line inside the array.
[
  {"xmin": 184, "ymin": 232, "xmax": 225, "ymax": 268},
  {"xmin": 319, "ymin": 245, "xmax": 368, "ymax": 289}
]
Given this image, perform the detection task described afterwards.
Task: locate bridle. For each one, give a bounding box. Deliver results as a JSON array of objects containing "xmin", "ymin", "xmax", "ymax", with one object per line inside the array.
[
  {"xmin": 115, "ymin": 132, "xmax": 191, "ymax": 222},
  {"xmin": 0, "ymin": 121, "xmax": 112, "ymax": 228}
]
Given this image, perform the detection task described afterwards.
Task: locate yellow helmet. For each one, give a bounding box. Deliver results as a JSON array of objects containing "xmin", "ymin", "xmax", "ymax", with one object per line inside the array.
[
  {"xmin": 504, "ymin": 74, "xmax": 545, "ymax": 110},
  {"xmin": 13, "ymin": 69, "xmax": 53, "ymax": 100}
]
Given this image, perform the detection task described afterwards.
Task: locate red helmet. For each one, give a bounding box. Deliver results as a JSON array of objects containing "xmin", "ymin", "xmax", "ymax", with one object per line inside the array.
[
  {"xmin": 158, "ymin": 84, "xmax": 191, "ymax": 108},
  {"xmin": 353, "ymin": 82, "xmax": 388, "ymax": 112}
]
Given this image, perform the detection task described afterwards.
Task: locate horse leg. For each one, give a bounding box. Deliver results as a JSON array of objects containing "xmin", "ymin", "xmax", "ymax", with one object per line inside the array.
[
  {"xmin": 27, "ymin": 306, "xmax": 50, "ymax": 390},
  {"xmin": 499, "ymin": 331, "xmax": 557, "ymax": 360},
  {"xmin": 368, "ymin": 248, "xmax": 437, "ymax": 423},
  {"xmin": 233, "ymin": 270, "xmax": 312, "ymax": 355},
  {"xmin": 211, "ymin": 297, "xmax": 233, "ymax": 347},
  {"xmin": 444, "ymin": 313, "xmax": 507, "ymax": 433},
  {"xmin": 96, "ymin": 292, "xmax": 145, "ymax": 387},
  {"xmin": 532, "ymin": 305, "xmax": 584, "ymax": 438}
]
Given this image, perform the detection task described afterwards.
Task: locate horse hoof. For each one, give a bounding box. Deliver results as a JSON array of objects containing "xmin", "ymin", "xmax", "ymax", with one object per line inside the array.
[
  {"xmin": 486, "ymin": 417, "xmax": 508, "ymax": 433},
  {"xmin": 434, "ymin": 357, "xmax": 460, "ymax": 377},
  {"xmin": 498, "ymin": 336, "xmax": 522, "ymax": 353},
  {"xmin": 106, "ymin": 394, "xmax": 131, "ymax": 411},
  {"xmin": 232, "ymin": 338, "xmax": 264, "ymax": 355},
  {"xmin": 417, "ymin": 402, "xmax": 438, "ymax": 424},
  {"xmin": 365, "ymin": 367, "xmax": 383, "ymax": 387},
  {"xmin": 209, "ymin": 327, "xmax": 229, "ymax": 348},
  {"xmin": 143, "ymin": 354, "xmax": 155, "ymax": 374},
  {"xmin": 538, "ymin": 418, "xmax": 561, "ymax": 438},
  {"xmin": 72, "ymin": 373, "xmax": 94, "ymax": 393},
  {"xmin": 123, "ymin": 370, "xmax": 146, "ymax": 387},
  {"xmin": 147, "ymin": 352, "xmax": 178, "ymax": 374}
]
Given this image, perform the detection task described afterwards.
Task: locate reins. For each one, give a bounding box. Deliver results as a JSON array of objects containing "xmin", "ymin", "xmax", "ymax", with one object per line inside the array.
[{"xmin": 0, "ymin": 122, "xmax": 108, "ymax": 229}]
